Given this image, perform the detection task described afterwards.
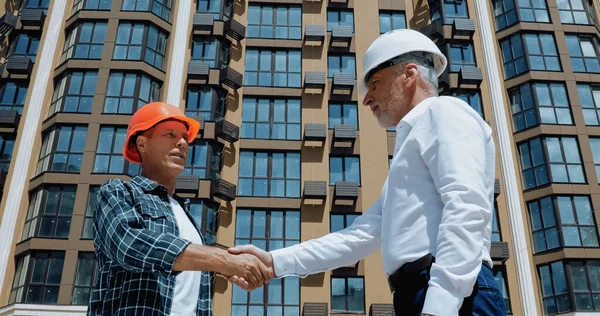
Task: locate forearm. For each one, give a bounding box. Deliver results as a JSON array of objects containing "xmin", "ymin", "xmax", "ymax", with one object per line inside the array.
[{"xmin": 173, "ymin": 244, "xmax": 230, "ymax": 273}]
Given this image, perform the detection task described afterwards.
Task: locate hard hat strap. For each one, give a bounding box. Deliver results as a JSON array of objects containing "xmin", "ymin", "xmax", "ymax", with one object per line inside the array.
[{"xmin": 365, "ymin": 52, "xmax": 435, "ymax": 85}]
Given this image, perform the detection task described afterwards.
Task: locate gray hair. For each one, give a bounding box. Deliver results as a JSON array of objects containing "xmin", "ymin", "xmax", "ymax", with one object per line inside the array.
[{"xmin": 390, "ymin": 52, "xmax": 439, "ymax": 96}]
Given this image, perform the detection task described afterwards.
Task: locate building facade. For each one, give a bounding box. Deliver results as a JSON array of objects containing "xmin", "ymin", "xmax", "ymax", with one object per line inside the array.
[{"xmin": 0, "ymin": 0, "xmax": 599, "ymax": 315}]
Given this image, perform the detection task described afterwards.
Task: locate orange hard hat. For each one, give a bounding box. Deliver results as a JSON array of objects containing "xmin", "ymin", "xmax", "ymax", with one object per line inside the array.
[{"xmin": 123, "ymin": 102, "xmax": 201, "ymax": 164}]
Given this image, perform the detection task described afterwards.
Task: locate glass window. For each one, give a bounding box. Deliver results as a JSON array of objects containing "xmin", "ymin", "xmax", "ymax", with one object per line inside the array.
[
  {"xmin": 493, "ymin": 0, "xmax": 518, "ymax": 30},
  {"xmin": 539, "ymin": 260, "xmax": 600, "ymax": 314},
  {"xmin": 104, "ymin": 72, "xmax": 161, "ymax": 114},
  {"xmin": 449, "ymin": 42, "xmax": 476, "ymax": 72},
  {"xmin": 539, "ymin": 261, "xmax": 571, "ymax": 315},
  {"xmin": 379, "ymin": 11, "xmax": 406, "ymax": 33},
  {"xmin": 186, "ymin": 86, "xmax": 226, "ymax": 121},
  {"xmin": 493, "ymin": 267, "xmax": 512, "ymax": 313},
  {"xmin": 331, "ymin": 277, "xmax": 365, "ymax": 313},
  {"xmin": 8, "ymin": 251, "xmax": 65, "ymax": 304},
  {"xmin": 82, "ymin": 186, "xmax": 99, "ymax": 239},
  {"xmin": 568, "ymin": 260, "xmax": 600, "ymax": 311},
  {"xmin": 189, "ymin": 200, "xmax": 220, "ymax": 244},
  {"xmin": 25, "ymin": 0, "xmax": 50, "ymax": 12},
  {"xmin": 21, "ymin": 186, "xmax": 76, "ymax": 240},
  {"xmin": 49, "ymin": 71, "xmax": 97, "ymax": 116},
  {"xmin": 500, "ymin": 33, "xmax": 561, "ymax": 79},
  {"xmin": 9, "ymin": 33, "xmax": 40, "ymax": 62},
  {"xmin": 232, "ymin": 209, "xmax": 300, "ymax": 316},
  {"xmin": 181, "ymin": 141, "xmax": 223, "ymax": 180},
  {"xmin": 0, "ymin": 135, "xmax": 16, "ymax": 173},
  {"xmin": 500, "ymin": 33, "xmax": 527, "ymax": 79},
  {"xmin": 198, "ymin": 0, "xmax": 229, "ymax": 20},
  {"xmin": 60, "ymin": 21, "xmax": 107, "ymax": 62},
  {"xmin": 241, "ymin": 98, "xmax": 301, "ymax": 140},
  {"xmin": 328, "ymin": 103, "xmax": 358, "ymax": 130},
  {"xmin": 510, "ymin": 82, "xmax": 572, "ymax": 132},
  {"xmin": 577, "ymin": 83, "xmax": 600, "ymax": 125},
  {"xmin": 0, "ymin": 81, "xmax": 28, "ymax": 114},
  {"xmin": 113, "ymin": 23, "xmax": 168, "ymax": 70},
  {"xmin": 518, "ymin": 0, "xmax": 550, "ymax": 22},
  {"xmin": 330, "ymin": 213, "xmax": 360, "ymax": 232},
  {"xmin": 492, "ymin": 204, "xmax": 501, "ymax": 242},
  {"xmin": 35, "ymin": 126, "xmax": 88, "ymax": 175},
  {"xmin": 328, "ymin": 55, "xmax": 356, "ymax": 78},
  {"xmin": 71, "ymin": 252, "xmax": 99, "ymax": 304},
  {"xmin": 93, "ymin": 126, "xmax": 141, "ymax": 176},
  {"xmin": 192, "ymin": 38, "xmax": 230, "ymax": 69},
  {"xmin": 238, "ymin": 151, "xmax": 301, "ymax": 198},
  {"xmin": 329, "ymin": 156, "xmax": 360, "ymax": 185},
  {"xmin": 327, "ymin": 10, "xmax": 354, "ymax": 31},
  {"xmin": 122, "ymin": 0, "xmax": 172, "ymax": 22},
  {"xmin": 450, "ymin": 90, "xmax": 483, "ymax": 117},
  {"xmin": 247, "ymin": 5, "xmax": 301, "ymax": 39},
  {"xmin": 244, "ymin": 49, "xmax": 301, "ymax": 88},
  {"xmin": 566, "ymin": 35, "xmax": 600, "ymax": 73},
  {"xmin": 557, "ymin": 0, "xmax": 592, "ymax": 24},
  {"xmin": 587, "ymin": 138, "xmax": 600, "ymax": 182},
  {"xmin": 429, "ymin": 0, "xmax": 468, "ymax": 24},
  {"xmin": 72, "ymin": 0, "xmax": 112, "ymax": 14}
]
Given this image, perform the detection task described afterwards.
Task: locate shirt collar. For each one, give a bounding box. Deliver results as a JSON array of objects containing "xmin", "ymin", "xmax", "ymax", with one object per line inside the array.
[
  {"xmin": 394, "ymin": 96, "xmax": 437, "ymax": 133},
  {"xmin": 131, "ymin": 175, "xmax": 189, "ymax": 206}
]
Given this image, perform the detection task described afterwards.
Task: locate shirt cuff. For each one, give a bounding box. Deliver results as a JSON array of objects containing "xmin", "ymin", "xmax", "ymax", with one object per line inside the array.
[
  {"xmin": 422, "ymin": 284, "xmax": 463, "ymax": 316},
  {"xmin": 270, "ymin": 247, "xmax": 299, "ymax": 278}
]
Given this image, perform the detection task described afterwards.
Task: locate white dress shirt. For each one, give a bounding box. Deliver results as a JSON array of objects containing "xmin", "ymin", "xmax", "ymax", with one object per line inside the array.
[{"xmin": 270, "ymin": 96, "xmax": 495, "ymax": 316}]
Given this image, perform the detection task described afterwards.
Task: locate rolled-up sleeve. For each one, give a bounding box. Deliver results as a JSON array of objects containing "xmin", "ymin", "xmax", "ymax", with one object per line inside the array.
[
  {"xmin": 417, "ymin": 101, "xmax": 493, "ymax": 315},
  {"xmin": 94, "ymin": 179, "xmax": 190, "ymax": 274}
]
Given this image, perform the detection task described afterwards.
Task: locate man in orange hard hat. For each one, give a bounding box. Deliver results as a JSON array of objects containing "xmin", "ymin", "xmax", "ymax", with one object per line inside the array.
[{"xmin": 88, "ymin": 102, "xmax": 273, "ymax": 316}]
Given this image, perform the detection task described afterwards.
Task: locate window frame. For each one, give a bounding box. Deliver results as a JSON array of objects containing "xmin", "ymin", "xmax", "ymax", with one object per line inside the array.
[
  {"xmin": 189, "ymin": 199, "xmax": 221, "ymax": 244},
  {"xmin": 121, "ymin": 0, "xmax": 172, "ymax": 22},
  {"xmin": 565, "ymin": 34, "xmax": 600, "ymax": 74},
  {"xmin": 8, "ymin": 251, "xmax": 65, "ymax": 305},
  {"xmin": 509, "ymin": 81, "xmax": 573, "ymax": 132},
  {"xmin": 197, "ymin": 0, "xmax": 233, "ymax": 21},
  {"xmin": 82, "ymin": 186, "xmax": 99, "ymax": 239},
  {"xmin": 113, "ymin": 22, "xmax": 168, "ymax": 71},
  {"xmin": 328, "ymin": 103, "xmax": 359, "ymax": 130},
  {"xmin": 327, "ymin": 54, "xmax": 357, "ymax": 79},
  {"xmin": 330, "ymin": 276, "xmax": 365, "ymax": 313},
  {"xmin": 182, "ymin": 140, "xmax": 223, "ymax": 180},
  {"xmin": 60, "ymin": 21, "xmax": 107, "ymax": 63},
  {"xmin": 493, "ymin": 0, "xmax": 519, "ymax": 30},
  {"xmin": 428, "ymin": 0, "xmax": 470, "ymax": 25},
  {"xmin": 0, "ymin": 80, "xmax": 28, "ymax": 114},
  {"xmin": 241, "ymin": 97, "xmax": 302, "ymax": 140},
  {"xmin": 577, "ymin": 83, "xmax": 600, "ymax": 125},
  {"xmin": 493, "ymin": 266, "xmax": 512, "ymax": 313},
  {"xmin": 557, "ymin": 0, "xmax": 596, "ymax": 25},
  {"xmin": 71, "ymin": 0, "xmax": 112, "ymax": 15},
  {"xmin": 330, "ymin": 213, "xmax": 360, "ymax": 233},
  {"xmin": 191, "ymin": 37, "xmax": 230, "ymax": 69},
  {"xmin": 21, "ymin": 185, "xmax": 77, "ymax": 241},
  {"xmin": 327, "ymin": 9, "xmax": 355, "ymax": 32},
  {"xmin": 92, "ymin": 126, "xmax": 141, "ymax": 176},
  {"xmin": 35, "ymin": 125, "xmax": 88, "ymax": 175},
  {"xmin": 247, "ymin": 4, "xmax": 302, "ymax": 40},
  {"xmin": 49, "ymin": 71, "xmax": 98, "ymax": 116},
  {"xmin": 104, "ymin": 71, "xmax": 161, "ymax": 115},
  {"xmin": 71, "ymin": 252, "xmax": 99, "ymax": 305},
  {"xmin": 244, "ymin": 49, "xmax": 302, "ymax": 88},
  {"xmin": 238, "ymin": 151, "xmax": 301, "ymax": 198},
  {"xmin": 378, "ymin": 10, "xmax": 406, "ymax": 34},
  {"xmin": 500, "ymin": 32, "xmax": 561, "ymax": 79},
  {"xmin": 185, "ymin": 86, "xmax": 227, "ymax": 121},
  {"xmin": 329, "ymin": 156, "xmax": 361, "ymax": 186},
  {"xmin": 8, "ymin": 32, "xmax": 40, "ymax": 62},
  {"xmin": 0, "ymin": 134, "xmax": 16, "ymax": 173}
]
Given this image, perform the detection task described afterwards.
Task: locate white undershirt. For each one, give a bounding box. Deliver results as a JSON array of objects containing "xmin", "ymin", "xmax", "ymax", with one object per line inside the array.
[{"xmin": 169, "ymin": 197, "xmax": 203, "ymax": 316}]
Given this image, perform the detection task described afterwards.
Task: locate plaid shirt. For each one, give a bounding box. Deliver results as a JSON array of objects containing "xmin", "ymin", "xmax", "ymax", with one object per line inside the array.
[{"xmin": 88, "ymin": 176, "xmax": 213, "ymax": 316}]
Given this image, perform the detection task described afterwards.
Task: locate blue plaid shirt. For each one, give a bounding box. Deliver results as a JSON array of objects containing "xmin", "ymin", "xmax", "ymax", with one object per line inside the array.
[{"xmin": 88, "ymin": 176, "xmax": 213, "ymax": 316}]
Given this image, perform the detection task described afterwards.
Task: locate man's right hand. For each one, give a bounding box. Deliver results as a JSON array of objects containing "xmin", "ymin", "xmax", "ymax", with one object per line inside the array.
[
  {"xmin": 225, "ymin": 245, "xmax": 274, "ymax": 291},
  {"xmin": 223, "ymin": 252, "xmax": 273, "ymax": 290}
]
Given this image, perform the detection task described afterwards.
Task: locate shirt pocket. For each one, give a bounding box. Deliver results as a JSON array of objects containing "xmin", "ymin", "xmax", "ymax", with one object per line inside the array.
[{"xmin": 136, "ymin": 203, "xmax": 173, "ymax": 234}]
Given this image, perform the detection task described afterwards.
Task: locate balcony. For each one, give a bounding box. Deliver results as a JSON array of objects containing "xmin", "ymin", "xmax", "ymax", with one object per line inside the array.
[
  {"xmin": 215, "ymin": 119, "xmax": 239, "ymax": 143},
  {"xmin": 370, "ymin": 304, "xmax": 395, "ymax": 316},
  {"xmin": 303, "ymin": 181, "xmax": 327, "ymax": 199},
  {"xmin": 304, "ymin": 123, "xmax": 327, "ymax": 141},
  {"xmin": 331, "ymin": 72, "xmax": 354, "ymax": 95},
  {"xmin": 0, "ymin": 110, "xmax": 21, "ymax": 129},
  {"xmin": 334, "ymin": 181, "xmax": 359, "ymax": 200},
  {"xmin": 187, "ymin": 61, "xmax": 243, "ymax": 91},
  {"xmin": 211, "ymin": 178, "xmax": 236, "ymax": 202},
  {"xmin": 19, "ymin": 9, "xmax": 46, "ymax": 27},
  {"xmin": 491, "ymin": 241, "xmax": 509, "ymax": 262},
  {"xmin": 303, "ymin": 303, "xmax": 328, "ymax": 316},
  {"xmin": 0, "ymin": 12, "xmax": 18, "ymax": 36},
  {"xmin": 175, "ymin": 174, "xmax": 200, "ymax": 192},
  {"xmin": 330, "ymin": 26, "xmax": 352, "ymax": 48},
  {"xmin": 305, "ymin": 24, "xmax": 325, "ymax": 46},
  {"xmin": 5, "ymin": 56, "xmax": 33, "ymax": 75}
]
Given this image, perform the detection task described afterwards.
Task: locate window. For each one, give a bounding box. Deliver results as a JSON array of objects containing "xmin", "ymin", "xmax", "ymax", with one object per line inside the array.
[
  {"xmin": 558, "ymin": 0, "xmax": 593, "ymax": 24},
  {"xmin": 104, "ymin": 72, "xmax": 161, "ymax": 114},
  {"xmin": 122, "ymin": 0, "xmax": 172, "ymax": 22},
  {"xmin": 0, "ymin": 135, "xmax": 15, "ymax": 173},
  {"xmin": 93, "ymin": 126, "xmax": 141, "ymax": 176},
  {"xmin": 244, "ymin": 49, "xmax": 301, "ymax": 88},
  {"xmin": 0, "ymin": 81, "xmax": 28, "ymax": 114},
  {"xmin": 429, "ymin": 0, "xmax": 469, "ymax": 24},
  {"xmin": 198, "ymin": 0, "xmax": 232, "ymax": 21},
  {"xmin": 72, "ymin": 252, "xmax": 98, "ymax": 304},
  {"xmin": 72, "ymin": 0, "xmax": 111, "ymax": 13},
  {"xmin": 21, "ymin": 185, "xmax": 76, "ymax": 240},
  {"xmin": 24, "ymin": 0, "xmax": 50, "ymax": 12},
  {"xmin": 241, "ymin": 98, "xmax": 301, "ymax": 140},
  {"xmin": 248, "ymin": 5, "xmax": 301, "ymax": 39},
  {"xmin": 516, "ymin": 0, "xmax": 550, "ymax": 22},
  {"xmin": 329, "ymin": 103, "xmax": 358, "ymax": 130},
  {"xmin": 232, "ymin": 209, "xmax": 300, "ymax": 316},
  {"xmin": 493, "ymin": 0, "xmax": 518, "ymax": 30},
  {"xmin": 327, "ymin": 10, "xmax": 354, "ymax": 31},
  {"xmin": 238, "ymin": 151, "xmax": 301, "ymax": 197},
  {"xmin": 539, "ymin": 261, "xmax": 571, "ymax": 315},
  {"xmin": 328, "ymin": 55, "xmax": 356, "ymax": 78},
  {"xmin": 82, "ymin": 186, "xmax": 99, "ymax": 239},
  {"xmin": 491, "ymin": 204, "xmax": 501, "ymax": 242},
  {"xmin": 500, "ymin": 33, "xmax": 560, "ymax": 79},
  {"xmin": 518, "ymin": 136, "xmax": 585, "ymax": 189},
  {"xmin": 182, "ymin": 141, "xmax": 223, "ymax": 180},
  {"xmin": 587, "ymin": 138, "xmax": 600, "ymax": 181},
  {"xmin": 189, "ymin": 200, "xmax": 219, "ymax": 244},
  {"xmin": 331, "ymin": 277, "xmax": 365, "ymax": 313},
  {"xmin": 528, "ymin": 195, "xmax": 598, "ymax": 253},
  {"xmin": 113, "ymin": 23, "xmax": 168, "ymax": 70},
  {"xmin": 192, "ymin": 38, "xmax": 230, "ymax": 69},
  {"xmin": 577, "ymin": 83, "xmax": 600, "ymax": 125},
  {"xmin": 539, "ymin": 260, "xmax": 600, "ymax": 314},
  {"xmin": 330, "ymin": 213, "xmax": 360, "ymax": 232},
  {"xmin": 35, "ymin": 126, "xmax": 88, "ymax": 175},
  {"xmin": 379, "ymin": 11, "xmax": 406, "ymax": 34},
  {"xmin": 450, "ymin": 90, "xmax": 483, "ymax": 117},
  {"xmin": 49, "ymin": 71, "xmax": 98, "ymax": 116},
  {"xmin": 566, "ymin": 35, "xmax": 600, "ymax": 73},
  {"xmin": 493, "ymin": 267, "xmax": 512, "ymax": 313},
  {"xmin": 8, "ymin": 251, "xmax": 65, "ymax": 304},
  {"xmin": 186, "ymin": 86, "xmax": 226, "ymax": 121},
  {"xmin": 330, "ymin": 156, "xmax": 360, "ymax": 185},
  {"xmin": 9, "ymin": 33, "xmax": 40, "ymax": 62},
  {"xmin": 510, "ymin": 82, "xmax": 572, "ymax": 132},
  {"xmin": 449, "ymin": 42, "xmax": 475, "ymax": 72},
  {"xmin": 61, "ymin": 22, "xmax": 107, "ymax": 62}
]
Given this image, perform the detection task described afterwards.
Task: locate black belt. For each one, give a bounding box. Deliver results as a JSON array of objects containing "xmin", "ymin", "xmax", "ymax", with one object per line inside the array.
[{"xmin": 387, "ymin": 254, "xmax": 491, "ymax": 293}]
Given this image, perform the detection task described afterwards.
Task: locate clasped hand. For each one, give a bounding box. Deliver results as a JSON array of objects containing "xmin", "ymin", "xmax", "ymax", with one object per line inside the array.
[{"xmin": 223, "ymin": 245, "xmax": 274, "ymax": 291}]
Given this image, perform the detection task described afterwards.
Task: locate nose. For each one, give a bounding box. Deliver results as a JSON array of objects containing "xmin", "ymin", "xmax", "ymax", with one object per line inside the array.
[
  {"xmin": 176, "ymin": 136, "xmax": 187, "ymax": 148},
  {"xmin": 363, "ymin": 89, "xmax": 374, "ymax": 107}
]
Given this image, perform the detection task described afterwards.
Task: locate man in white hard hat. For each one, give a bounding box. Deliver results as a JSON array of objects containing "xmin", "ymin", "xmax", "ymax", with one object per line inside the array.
[{"xmin": 225, "ymin": 29, "xmax": 506, "ymax": 316}]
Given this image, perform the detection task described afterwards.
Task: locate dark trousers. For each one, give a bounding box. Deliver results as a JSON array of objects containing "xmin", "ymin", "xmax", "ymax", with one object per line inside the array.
[{"xmin": 391, "ymin": 259, "xmax": 507, "ymax": 316}]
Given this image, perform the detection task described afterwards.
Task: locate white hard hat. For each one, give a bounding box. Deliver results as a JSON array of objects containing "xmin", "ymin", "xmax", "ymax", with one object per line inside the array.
[{"xmin": 357, "ymin": 29, "xmax": 448, "ymax": 95}]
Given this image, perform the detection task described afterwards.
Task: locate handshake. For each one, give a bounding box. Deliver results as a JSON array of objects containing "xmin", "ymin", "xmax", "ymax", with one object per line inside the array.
[{"xmin": 220, "ymin": 244, "xmax": 274, "ymax": 291}]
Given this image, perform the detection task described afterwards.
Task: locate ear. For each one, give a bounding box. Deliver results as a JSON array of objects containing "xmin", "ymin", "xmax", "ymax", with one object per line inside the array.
[
  {"xmin": 404, "ymin": 64, "xmax": 418, "ymax": 86},
  {"xmin": 136, "ymin": 136, "xmax": 148, "ymax": 154}
]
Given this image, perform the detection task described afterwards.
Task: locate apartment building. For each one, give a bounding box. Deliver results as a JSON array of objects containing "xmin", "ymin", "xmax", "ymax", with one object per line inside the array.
[{"xmin": 0, "ymin": 0, "xmax": 599, "ymax": 315}]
